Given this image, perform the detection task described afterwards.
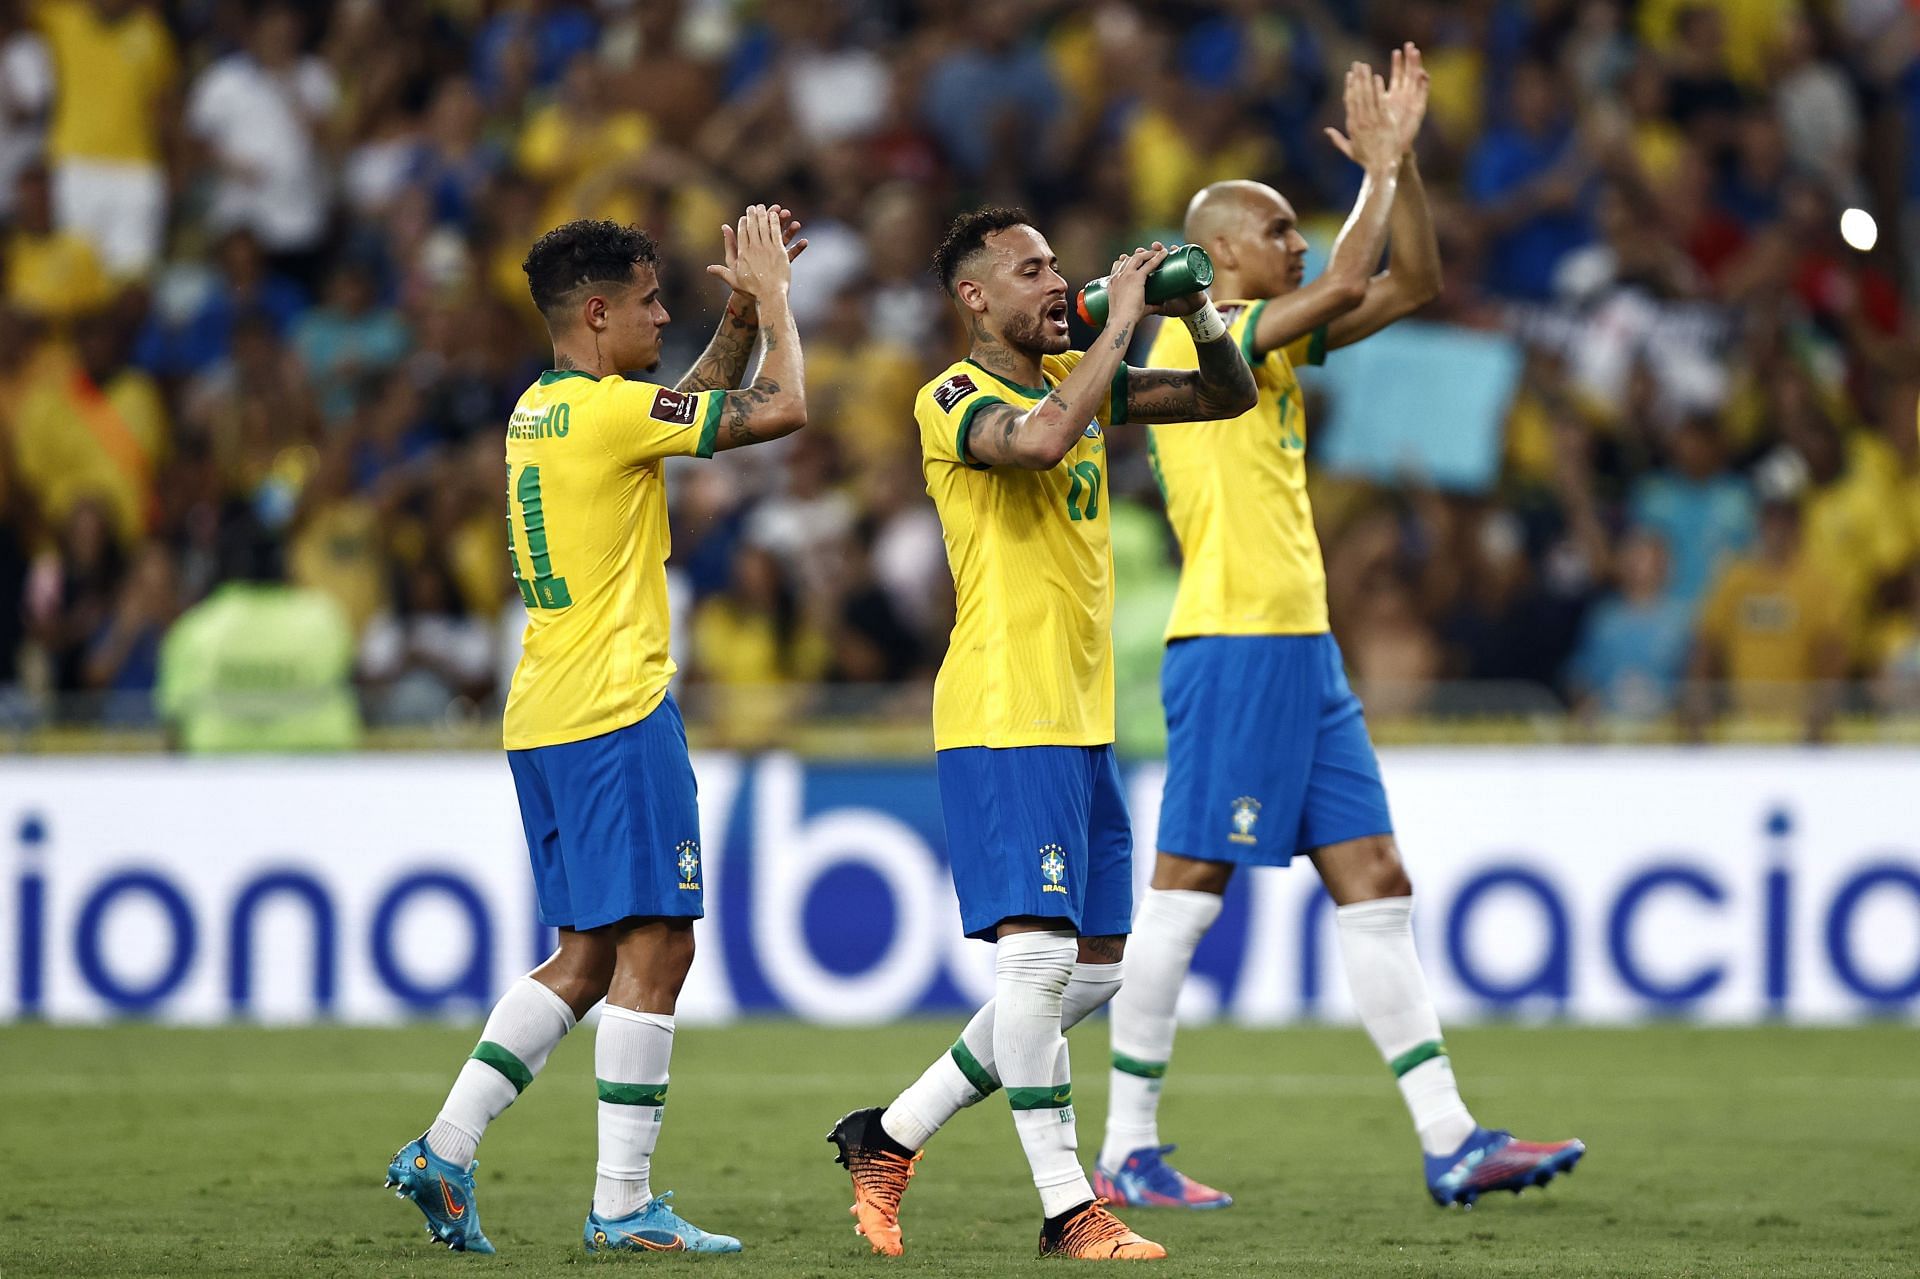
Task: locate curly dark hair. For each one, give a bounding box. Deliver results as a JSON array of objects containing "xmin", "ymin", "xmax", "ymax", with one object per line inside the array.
[
  {"xmin": 522, "ymin": 219, "xmax": 660, "ymax": 318},
  {"xmin": 931, "ymin": 205, "xmax": 1034, "ymax": 297}
]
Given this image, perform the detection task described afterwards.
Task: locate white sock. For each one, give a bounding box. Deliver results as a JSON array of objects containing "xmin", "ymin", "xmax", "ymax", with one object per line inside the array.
[
  {"xmin": 594, "ymin": 1005, "xmax": 674, "ymax": 1218},
  {"xmin": 994, "ymin": 930, "xmax": 1092, "ymax": 1218},
  {"xmin": 1337, "ymin": 896, "xmax": 1476, "ymax": 1155},
  {"xmin": 1100, "ymin": 889, "xmax": 1221, "ymax": 1170},
  {"xmin": 427, "ymin": 975, "xmax": 576, "ymax": 1167},
  {"xmin": 880, "ymin": 961, "xmax": 1123, "ymax": 1151}
]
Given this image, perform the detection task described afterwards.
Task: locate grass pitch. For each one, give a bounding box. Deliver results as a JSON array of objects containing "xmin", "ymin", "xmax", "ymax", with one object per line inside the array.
[{"xmin": 1, "ymin": 1022, "xmax": 1914, "ymax": 1277}]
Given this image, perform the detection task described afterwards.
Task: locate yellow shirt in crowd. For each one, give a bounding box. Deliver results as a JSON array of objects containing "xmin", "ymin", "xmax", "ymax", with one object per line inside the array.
[{"xmin": 38, "ymin": 0, "xmax": 176, "ymax": 166}]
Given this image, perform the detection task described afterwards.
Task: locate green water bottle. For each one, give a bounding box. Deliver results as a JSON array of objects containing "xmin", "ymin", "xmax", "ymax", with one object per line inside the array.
[{"xmin": 1075, "ymin": 244, "xmax": 1215, "ymax": 326}]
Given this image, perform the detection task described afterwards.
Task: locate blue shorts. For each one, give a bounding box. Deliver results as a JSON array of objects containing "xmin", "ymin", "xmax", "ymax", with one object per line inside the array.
[
  {"xmin": 936, "ymin": 744, "xmax": 1135, "ymax": 942},
  {"xmin": 507, "ymin": 693, "xmax": 704, "ymax": 931},
  {"xmin": 1158, "ymin": 634, "xmax": 1393, "ymax": 867}
]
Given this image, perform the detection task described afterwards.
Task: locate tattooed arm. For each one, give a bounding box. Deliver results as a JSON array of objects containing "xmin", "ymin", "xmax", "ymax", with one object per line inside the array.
[
  {"xmin": 710, "ymin": 206, "xmax": 806, "ymax": 451},
  {"xmin": 1122, "ymin": 326, "xmax": 1259, "ymax": 424},
  {"xmin": 676, "ymin": 295, "xmax": 759, "ymax": 394},
  {"xmin": 963, "ymin": 245, "xmax": 1178, "ymax": 469}
]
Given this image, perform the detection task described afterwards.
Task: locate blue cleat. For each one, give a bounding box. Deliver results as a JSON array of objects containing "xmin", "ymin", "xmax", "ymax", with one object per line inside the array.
[
  {"xmin": 584, "ymin": 1191, "xmax": 743, "ymax": 1254},
  {"xmin": 1093, "ymin": 1145, "xmax": 1233, "ymax": 1210},
  {"xmin": 384, "ymin": 1136, "xmax": 496, "ymax": 1253},
  {"xmin": 1425, "ymin": 1127, "xmax": 1586, "ymax": 1207}
]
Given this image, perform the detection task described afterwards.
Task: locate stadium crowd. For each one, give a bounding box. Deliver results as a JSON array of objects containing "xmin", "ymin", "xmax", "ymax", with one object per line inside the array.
[{"xmin": 1, "ymin": 0, "xmax": 1918, "ymax": 748}]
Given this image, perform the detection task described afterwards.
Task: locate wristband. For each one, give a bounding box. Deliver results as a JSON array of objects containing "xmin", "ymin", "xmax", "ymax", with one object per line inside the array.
[{"xmin": 1181, "ymin": 300, "xmax": 1227, "ymax": 344}]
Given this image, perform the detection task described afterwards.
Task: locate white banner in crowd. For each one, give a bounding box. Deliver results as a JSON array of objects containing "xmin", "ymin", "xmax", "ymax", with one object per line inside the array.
[{"xmin": 2, "ymin": 751, "xmax": 1916, "ymax": 1026}]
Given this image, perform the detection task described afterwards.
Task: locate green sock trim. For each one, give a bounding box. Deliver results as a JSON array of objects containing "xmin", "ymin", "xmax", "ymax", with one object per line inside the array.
[
  {"xmin": 1389, "ymin": 1040, "xmax": 1447, "ymax": 1078},
  {"xmin": 1110, "ymin": 1051, "xmax": 1168, "ymax": 1080},
  {"xmin": 470, "ymin": 1041, "xmax": 533, "ymax": 1094},
  {"xmin": 597, "ymin": 1080, "xmax": 669, "ymax": 1107},
  {"xmin": 949, "ymin": 1038, "xmax": 1000, "ymax": 1099},
  {"xmin": 1007, "ymin": 1084, "xmax": 1073, "ymax": 1112}
]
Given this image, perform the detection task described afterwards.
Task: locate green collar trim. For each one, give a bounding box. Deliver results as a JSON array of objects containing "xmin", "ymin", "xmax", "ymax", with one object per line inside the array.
[
  {"xmin": 964, "ymin": 358, "xmax": 1050, "ymax": 399},
  {"xmin": 538, "ymin": 369, "xmax": 599, "ymax": 385}
]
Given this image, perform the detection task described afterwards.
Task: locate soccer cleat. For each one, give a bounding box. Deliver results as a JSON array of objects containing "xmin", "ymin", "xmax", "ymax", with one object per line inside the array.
[
  {"xmin": 383, "ymin": 1136, "xmax": 496, "ymax": 1254},
  {"xmin": 1038, "ymin": 1198, "xmax": 1167, "ymax": 1260},
  {"xmin": 583, "ymin": 1191, "xmax": 743, "ymax": 1253},
  {"xmin": 827, "ymin": 1106, "xmax": 921, "ymax": 1256},
  {"xmin": 1425, "ymin": 1127, "xmax": 1586, "ymax": 1207},
  {"xmin": 1093, "ymin": 1145, "xmax": 1233, "ymax": 1210}
]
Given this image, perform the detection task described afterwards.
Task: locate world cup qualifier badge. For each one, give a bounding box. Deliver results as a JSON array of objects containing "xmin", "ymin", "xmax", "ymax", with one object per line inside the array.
[
  {"xmin": 1039, "ymin": 843, "xmax": 1068, "ymax": 894},
  {"xmin": 1229, "ymin": 796, "xmax": 1262, "ymax": 846},
  {"xmin": 676, "ymin": 840, "xmax": 702, "ymax": 890}
]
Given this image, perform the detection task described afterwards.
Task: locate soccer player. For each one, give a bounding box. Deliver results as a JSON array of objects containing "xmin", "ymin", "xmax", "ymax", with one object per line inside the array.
[
  {"xmin": 827, "ymin": 209, "xmax": 1258, "ymax": 1260},
  {"xmin": 384, "ymin": 207, "xmax": 808, "ymax": 1255},
  {"xmin": 1095, "ymin": 47, "xmax": 1585, "ymax": 1211}
]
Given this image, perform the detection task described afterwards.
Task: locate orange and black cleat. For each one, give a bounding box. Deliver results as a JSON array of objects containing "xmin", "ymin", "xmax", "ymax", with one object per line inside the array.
[
  {"xmin": 1038, "ymin": 1198, "xmax": 1167, "ymax": 1261},
  {"xmin": 827, "ymin": 1107, "xmax": 921, "ymax": 1256}
]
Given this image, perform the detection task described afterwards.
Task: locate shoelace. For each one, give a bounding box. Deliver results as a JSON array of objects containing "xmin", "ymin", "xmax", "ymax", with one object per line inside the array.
[
  {"xmin": 850, "ymin": 1148, "xmax": 920, "ymax": 1215},
  {"xmin": 1057, "ymin": 1199, "xmax": 1136, "ymax": 1255}
]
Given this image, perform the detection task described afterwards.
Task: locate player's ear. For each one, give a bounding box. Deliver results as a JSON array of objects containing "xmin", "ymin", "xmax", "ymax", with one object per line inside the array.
[
  {"xmin": 584, "ymin": 294, "xmax": 609, "ymax": 332},
  {"xmin": 1209, "ymin": 236, "xmax": 1239, "ymax": 273},
  {"xmin": 955, "ymin": 279, "xmax": 988, "ymax": 315}
]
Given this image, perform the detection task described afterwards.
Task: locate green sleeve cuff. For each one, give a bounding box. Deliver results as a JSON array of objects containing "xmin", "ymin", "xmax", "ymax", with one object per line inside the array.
[
  {"xmin": 1239, "ymin": 299, "xmax": 1268, "ymax": 364},
  {"xmin": 1306, "ymin": 325, "xmax": 1328, "ymax": 367},
  {"xmin": 955, "ymin": 396, "xmax": 1006, "ymax": 469},
  {"xmin": 695, "ymin": 391, "xmax": 724, "ymax": 458},
  {"xmin": 1109, "ymin": 361, "xmax": 1129, "ymax": 426}
]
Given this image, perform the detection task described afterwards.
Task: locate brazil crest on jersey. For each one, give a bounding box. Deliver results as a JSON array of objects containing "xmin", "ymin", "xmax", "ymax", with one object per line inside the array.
[
  {"xmin": 1146, "ymin": 300, "xmax": 1329, "ymax": 639},
  {"xmin": 915, "ymin": 352, "xmax": 1129, "ymax": 749},
  {"xmin": 502, "ymin": 370, "xmax": 725, "ymax": 750}
]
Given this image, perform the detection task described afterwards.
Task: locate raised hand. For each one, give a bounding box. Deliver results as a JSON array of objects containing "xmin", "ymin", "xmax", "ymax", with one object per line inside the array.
[
  {"xmin": 1384, "ymin": 42, "xmax": 1429, "ymax": 157},
  {"xmin": 1322, "ymin": 61, "xmax": 1398, "ymax": 171},
  {"xmin": 706, "ymin": 204, "xmax": 807, "ymax": 301},
  {"xmin": 1104, "ymin": 243, "xmax": 1170, "ymax": 327}
]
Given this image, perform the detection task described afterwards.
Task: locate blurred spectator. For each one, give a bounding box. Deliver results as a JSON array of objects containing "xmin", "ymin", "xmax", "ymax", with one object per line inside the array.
[
  {"xmin": 155, "ymin": 514, "xmax": 359, "ymax": 752},
  {"xmin": 359, "ymin": 552, "xmax": 494, "ymax": 724},
  {"xmin": 12, "ymin": 308, "xmax": 165, "ymax": 545},
  {"xmin": 1771, "ymin": 14, "xmax": 1860, "ymax": 201},
  {"xmin": 38, "ymin": 0, "xmax": 176, "ymax": 277},
  {"xmin": 136, "ymin": 229, "xmax": 306, "ymax": 379},
  {"xmin": 1690, "ymin": 497, "xmax": 1849, "ymax": 738},
  {"xmin": 1626, "ymin": 414, "xmax": 1754, "ymax": 610},
  {"xmin": 690, "ymin": 544, "xmax": 829, "ymax": 748},
  {"xmin": 292, "ymin": 258, "xmax": 408, "ymax": 424},
  {"xmin": 1569, "ymin": 529, "xmax": 1694, "ymax": 718},
  {"xmin": 5, "ymin": 160, "xmax": 108, "ymax": 320},
  {"xmin": 920, "ymin": 0, "xmax": 1064, "ymax": 183},
  {"xmin": 1468, "ymin": 60, "xmax": 1593, "ymax": 299},
  {"xmin": 81, "ymin": 537, "xmax": 173, "ymax": 720},
  {"xmin": 185, "ymin": 3, "xmax": 338, "ymax": 284},
  {"xmin": 0, "ymin": 0, "xmax": 51, "ymax": 219}
]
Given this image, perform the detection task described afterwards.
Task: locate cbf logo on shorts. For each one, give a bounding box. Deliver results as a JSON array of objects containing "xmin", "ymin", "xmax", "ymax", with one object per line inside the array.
[
  {"xmin": 676, "ymin": 840, "xmax": 702, "ymax": 891},
  {"xmin": 1039, "ymin": 843, "xmax": 1068, "ymax": 895},
  {"xmin": 1229, "ymin": 796, "xmax": 1261, "ymax": 846}
]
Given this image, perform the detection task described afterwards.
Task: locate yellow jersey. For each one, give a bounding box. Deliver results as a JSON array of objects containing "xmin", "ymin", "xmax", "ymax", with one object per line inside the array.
[
  {"xmin": 916, "ymin": 352, "xmax": 1128, "ymax": 749},
  {"xmin": 38, "ymin": 0, "xmax": 176, "ymax": 166},
  {"xmin": 1147, "ymin": 301, "xmax": 1328, "ymax": 639},
  {"xmin": 502, "ymin": 370, "xmax": 725, "ymax": 750}
]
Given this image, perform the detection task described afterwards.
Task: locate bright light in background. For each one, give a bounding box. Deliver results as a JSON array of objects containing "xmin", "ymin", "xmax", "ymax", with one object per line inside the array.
[{"xmin": 1839, "ymin": 207, "xmax": 1878, "ymax": 253}]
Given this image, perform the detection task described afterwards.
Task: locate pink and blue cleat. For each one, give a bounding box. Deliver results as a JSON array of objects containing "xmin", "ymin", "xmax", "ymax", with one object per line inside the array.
[
  {"xmin": 1425, "ymin": 1127, "xmax": 1585, "ymax": 1207},
  {"xmin": 1093, "ymin": 1145, "xmax": 1233, "ymax": 1210}
]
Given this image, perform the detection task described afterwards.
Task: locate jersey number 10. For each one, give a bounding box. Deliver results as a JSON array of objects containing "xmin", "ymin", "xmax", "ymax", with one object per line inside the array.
[{"xmin": 507, "ymin": 464, "xmax": 572, "ymax": 609}]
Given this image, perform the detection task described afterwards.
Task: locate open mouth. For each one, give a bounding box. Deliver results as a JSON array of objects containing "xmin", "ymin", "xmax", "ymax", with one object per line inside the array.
[{"xmin": 1046, "ymin": 299, "xmax": 1068, "ymax": 333}]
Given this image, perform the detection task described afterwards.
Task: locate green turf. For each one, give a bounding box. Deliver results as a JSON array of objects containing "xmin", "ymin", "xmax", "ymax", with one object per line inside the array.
[{"xmin": 2, "ymin": 1022, "xmax": 1915, "ymax": 1277}]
